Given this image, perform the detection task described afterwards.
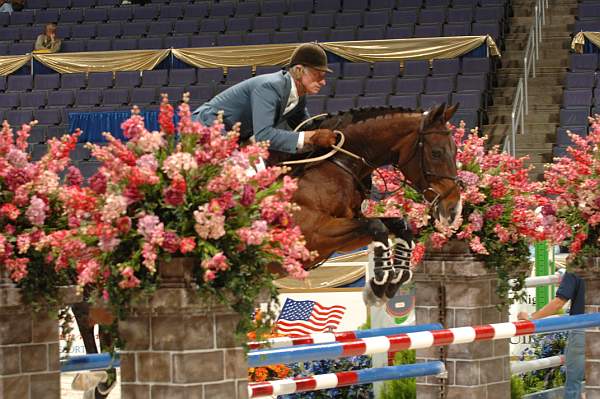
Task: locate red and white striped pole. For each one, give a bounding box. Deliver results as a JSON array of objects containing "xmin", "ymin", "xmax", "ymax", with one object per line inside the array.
[
  {"xmin": 249, "ymin": 361, "xmax": 445, "ymax": 398},
  {"xmin": 248, "ymin": 313, "xmax": 600, "ymax": 367}
]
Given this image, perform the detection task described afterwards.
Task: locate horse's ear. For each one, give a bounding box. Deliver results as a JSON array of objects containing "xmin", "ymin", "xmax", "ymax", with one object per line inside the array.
[
  {"xmin": 428, "ymin": 103, "xmax": 446, "ymax": 124},
  {"xmin": 444, "ymin": 103, "xmax": 460, "ymax": 122}
]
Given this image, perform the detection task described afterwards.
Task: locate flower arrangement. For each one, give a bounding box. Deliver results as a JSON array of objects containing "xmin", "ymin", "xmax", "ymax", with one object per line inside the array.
[
  {"xmin": 49, "ymin": 94, "xmax": 313, "ymax": 343},
  {"xmin": 542, "ymin": 116, "xmax": 600, "ymax": 267},
  {"xmin": 364, "ymin": 122, "xmax": 546, "ymax": 303},
  {"xmin": 0, "ymin": 120, "xmax": 82, "ymax": 309}
]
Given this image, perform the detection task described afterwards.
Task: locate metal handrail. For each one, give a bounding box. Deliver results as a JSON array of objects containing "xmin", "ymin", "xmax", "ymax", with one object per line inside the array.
[{"xmin": 508, "ymin": 0, "xmax": 549, "ymax": 155}]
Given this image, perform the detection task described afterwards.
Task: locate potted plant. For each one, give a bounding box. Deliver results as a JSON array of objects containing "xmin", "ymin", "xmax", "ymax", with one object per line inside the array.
[
  {"xmin": 53, "ymin": 94, "xmax": 313, "ymax": 350},
  {"xmin": 542, "ymin": 115, "xmax": 600, "ymax": 270}
]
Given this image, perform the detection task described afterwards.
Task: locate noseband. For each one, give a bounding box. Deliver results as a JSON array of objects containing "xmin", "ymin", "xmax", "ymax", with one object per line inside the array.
[{"xmin": 394, "ymin": 111, "xmax": 461, "ymax": 209}]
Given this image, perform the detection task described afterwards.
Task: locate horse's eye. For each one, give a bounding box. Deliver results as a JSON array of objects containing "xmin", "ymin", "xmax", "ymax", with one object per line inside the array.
[{"xmin": 432, "ymin": 149, "xmax": 443, "ymax": 159}]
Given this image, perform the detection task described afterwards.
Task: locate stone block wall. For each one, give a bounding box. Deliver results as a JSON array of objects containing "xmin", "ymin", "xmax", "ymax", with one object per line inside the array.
[
  {"xmin": 575, "ymin": 259, "xmax": 600, "ymax": 399},
  {"xmin": 414, "ymin": 241, "xmax": 511, "ymax": 399},
  {"xmin": 119, "ymin": 288, "xmax": 248, "ymax": 399},
  {"xmin": 0, "ymin": 287, "xmax": 60, "ymax": 399}
]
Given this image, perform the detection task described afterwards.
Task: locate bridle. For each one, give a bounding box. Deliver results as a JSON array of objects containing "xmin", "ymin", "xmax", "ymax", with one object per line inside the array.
[
  {"xmin": 393, "ymin": 110, "xmax": 462, "ymax": 209},
  {"xmin": 286, "ymin": 111, "xmax": 461, "ymax": 208}
]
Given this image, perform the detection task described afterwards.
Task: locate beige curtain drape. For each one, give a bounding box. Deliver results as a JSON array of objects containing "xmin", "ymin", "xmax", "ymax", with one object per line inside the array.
[
  {"xmin": 0, "ymin": 55, "xmax": 32, "ymax": 76},
  {"xmin": 2, "ymin": 36, "xmax": 500, "ymax": 76},
  {"xmin": 33, "ymin": 49, "xmax": 170, "ymax": 73},
  {"xmin": 571, "ymin": 31, "xmax": 600, "ymax": 53},
  {"xmin": 321, "ymin": 35, "xmax": 500, "ymax": 62},
  {"xmin": 171, "ymin": 44, "xmax": 298, "ymax": 69}
]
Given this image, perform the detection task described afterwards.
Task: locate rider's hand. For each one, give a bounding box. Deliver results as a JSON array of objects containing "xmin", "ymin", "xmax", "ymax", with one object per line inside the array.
[
  {"xmin": 517, "ymin": 311, "xmax": 529, "ymax": 320},
  {"xmin": 306, "ymin": 129, "xmax": 337, "ymax": 148}
]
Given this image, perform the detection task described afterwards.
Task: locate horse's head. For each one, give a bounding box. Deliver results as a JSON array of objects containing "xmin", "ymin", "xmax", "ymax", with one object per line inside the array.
[{"xmin": 394, "ymin": 103, "xmax": 461, "ymax": 223}]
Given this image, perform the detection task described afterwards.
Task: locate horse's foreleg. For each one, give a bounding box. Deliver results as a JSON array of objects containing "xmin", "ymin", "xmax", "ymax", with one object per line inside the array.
[
  {"xmin": 380, "ymin": 218, "xmax": 415, "ymax": 300},
  {"xmin": 306, "ymin": 216, "xmax": 394, "ymax": 306}
]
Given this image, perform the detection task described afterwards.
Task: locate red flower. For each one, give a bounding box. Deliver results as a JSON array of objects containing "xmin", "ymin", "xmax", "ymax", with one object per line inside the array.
[
  {"xmin": 0, "ymin": 204, "xmax": 20, "ymax": 221},
  {"xmin": 179, "ymin": 237, "xmax": 196, "ymax": 254},
  {"xmin": 164, "ymin": 178, "xmax": 187, "ymax": 206},
  {"xmin": 159, "ymin": 95, "xmax": 175, "ymax": 135},
  {"xmin": 162, "ymin": 231, "xmax": 180, "ymax": 253}
]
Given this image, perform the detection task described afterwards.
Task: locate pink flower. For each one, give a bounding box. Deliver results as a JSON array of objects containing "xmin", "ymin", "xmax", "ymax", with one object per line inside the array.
[
  {"xmin": 26, "ymin": 196, "xmax": 48, "ymax": 226},
  {"xmin": 7, "ymin": 148, "xmax": 28, "ymax": 168},
  {"xmin": 76, "ymin": 259, "xmax": 100, "ymax": 286},
  {"xmin": 5, "ymin": 258, "xmax": 29, "ymax": 282},
  {"xmin": 240, "ymin": 184, "xmax": 256, "ymax": 206},
  {"xmin": 66, "ymin": 165, "xmax": 83, "ymax": 187},
  {"xmin": 238, "ymin": 220, "xmax": 269, "ymax": 246},
  {"xmin": 469, "ymin": 236, "xmax": 489, "ymax": 255},
  {"xmin": 16, "ymin": 234, "xmax": 31, "ymax": 254},
  {"xmin": 118, "ymin": 267, "xmax": 141, "ymax": 289},
  {"xmin": 137, "ymin": 214, "xmax": 164, "ymax": 245},
  {"xmin": 201, "ymin": 252, "xmax": 229, "ymax": 272},
  {"xmin": 429, "ymin": 232, "xmax": 448, "ymax": 249},
  {"xmin": 101, "ymin": 194, "xmax": 128, "ymax": 223},
  {"xmin": 411, "ymin": 242, "xmax": 426, "ymax": 265},
  {"xmin": 1, "ymin": 204, "xmax": 20, "ymax": 221},
  {"xmin": 179, "ymin": 237, "xmax": 196, "ymax": 254},
  {"xmin": 163, "ymin": 178, "xmax": 187, "ymax": 207},
  {"xmin": 203, "ymin": 270, "xmax": 216, "ymax": 282},
  {"xmin": 162, "ymin": 152, "xmax": 198, "ymax": 179},
  {"xmin": 89, "ymin": 172, "xmax": 108, "ymax": 194},
  {"xmin": 193, "ymin": 204, "xmax": 225, "ymax": 239},
  {"xmin": 162, "ymin": 231, "xmax": 180, "ymax": 253},
  {"xmin": 141, "ymin": 242, "xmax": 158, "ymax": 272}
]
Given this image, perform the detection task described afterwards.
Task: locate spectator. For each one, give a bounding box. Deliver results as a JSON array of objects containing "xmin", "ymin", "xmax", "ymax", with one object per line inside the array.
[
  {"xmin": 34, "ymin": 23, "xmax": 62, "ymax": 53},
  {"xmin": 517, "ymin": 271, "xmax": 586, "ymax": 399},
  {"xmin": 11, "ymin": 0, "xmax": 24, "ymax": 11},
  {"xmin": 0, "ymin": 0, "xmax": 13, "ymax": 14}
]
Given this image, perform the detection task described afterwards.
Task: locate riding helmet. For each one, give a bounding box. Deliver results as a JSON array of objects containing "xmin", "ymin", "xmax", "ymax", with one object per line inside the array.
[{"xmin": 288, "ymin": 43, "xmax": 332, "ymax": 73}]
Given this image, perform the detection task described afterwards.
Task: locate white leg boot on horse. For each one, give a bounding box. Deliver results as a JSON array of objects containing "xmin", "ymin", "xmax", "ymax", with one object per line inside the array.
[
  {"xmin": 383, "ymin": 218, "xmax": 415, "ymax": 300},
  {"xmin": 363, "ymin": 238, "xmax": 394, "ymax": 307},
  {"xmin": 362, "ymin": 218, "xmax": 415, "ymax": 307}
]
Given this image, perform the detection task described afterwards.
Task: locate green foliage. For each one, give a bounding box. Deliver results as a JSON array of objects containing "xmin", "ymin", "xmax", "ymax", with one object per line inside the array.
[
  {"xmin": 511, "ymin": 375, "xmax": 526, "ymax": 399},
  {"xmin": 380, "ymin": 350, "xmax": 416, "ymax": 399}
]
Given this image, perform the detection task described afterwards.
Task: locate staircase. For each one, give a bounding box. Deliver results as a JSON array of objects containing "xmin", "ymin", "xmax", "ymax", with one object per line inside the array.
[{"xmin": 482, "ymin": 0, "xmax": 577, "ymax": 179}]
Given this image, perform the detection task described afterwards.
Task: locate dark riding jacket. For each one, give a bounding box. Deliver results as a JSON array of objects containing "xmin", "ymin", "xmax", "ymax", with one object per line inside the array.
[{"xmin": 192, "ymin": 71, "xmax": 310, "ymax": 154}]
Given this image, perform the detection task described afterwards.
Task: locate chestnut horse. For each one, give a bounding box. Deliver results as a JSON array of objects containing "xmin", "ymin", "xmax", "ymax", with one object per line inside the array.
[{"xmin": 275, "ymin": 103, "xmax": 462, "ymax": 305}]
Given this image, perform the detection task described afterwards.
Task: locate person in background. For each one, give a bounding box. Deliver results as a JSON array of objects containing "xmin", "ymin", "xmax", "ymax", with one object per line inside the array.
[
  {"xmin": 11, "ymin": 0, "xmax": 24, "ymax": 11},
  {"xmin": 34, "ymin": 23, "xmax": 62, "ymax": 53},
  {"xmin": 192, "ymin": 42, "xmax": 337, "ymax": 163},
  {"xmin": 0, "ymin": 0, "xmax": 13, "ymax": 13},
  {"xmin": 517, "ymin": 271, "xmax": 586, "ymax": 399}
]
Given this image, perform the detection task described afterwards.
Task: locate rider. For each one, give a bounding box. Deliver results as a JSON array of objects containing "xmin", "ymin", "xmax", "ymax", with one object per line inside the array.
[{"xmin": 191, "ymin": 42, "xmax": 337, "ymax": 159}]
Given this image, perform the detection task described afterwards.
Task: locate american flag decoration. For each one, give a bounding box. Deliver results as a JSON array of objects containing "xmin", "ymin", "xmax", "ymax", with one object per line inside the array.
[{"xmin": 276, "ymin": 298, "xmax": 346, "ymax": 335}]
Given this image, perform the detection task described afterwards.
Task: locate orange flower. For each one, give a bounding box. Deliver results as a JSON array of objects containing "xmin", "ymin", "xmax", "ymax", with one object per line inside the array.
[{"xmin": 252, "ymin": 367, "xmax": 269, "ymax": 382}]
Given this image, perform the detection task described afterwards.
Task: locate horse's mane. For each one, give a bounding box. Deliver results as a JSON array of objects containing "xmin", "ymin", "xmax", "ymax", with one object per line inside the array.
[{"xmin": 306, "ymin": 106, "xmax": 423, "ymax": 131}]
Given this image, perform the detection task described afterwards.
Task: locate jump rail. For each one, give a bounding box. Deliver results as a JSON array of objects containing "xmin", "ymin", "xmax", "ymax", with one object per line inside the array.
[
  {"xmin": 511, "ymin": 355, "xmax": 565, "ymax": 375},
  {"xmin": 248, "ymin": 313, "xmax": 600, "ymax": 367},
  {"xmin": 248, "ymin": 361, "xmax": 446, "ymax": 398},
  {"xmin": 60, "ymin": 353, "xmax": 120, "ymax": 372},
  {"xmin": 248, "ymin": 323, "xmax": 443, "ymax": 350}
]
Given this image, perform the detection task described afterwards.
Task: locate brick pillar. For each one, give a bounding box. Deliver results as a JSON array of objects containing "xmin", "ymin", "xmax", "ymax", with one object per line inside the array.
[
  {"xmin": 575, "ymin": 258, "xmax": 600, "ymax": 399},
  {"xmin": 0, "ymin": 269, "xmax": 60, "ymax": 399},
  {"xmin": 119, "ymin": 258, "xmax": 248, "ymax": 399},
  {"xmin": 414, "ymin": 240, "xmax": 511, "ymax": 399}
]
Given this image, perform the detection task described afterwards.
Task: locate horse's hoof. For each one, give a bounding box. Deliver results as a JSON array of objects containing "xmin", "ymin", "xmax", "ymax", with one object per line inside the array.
[
  {"xmin": 384, "ymin": 269, "xmax": 413, "ymax": 300},
  {"xmin": 362, "ymin": 280, "xmax": 388, "ymax": 307}
]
